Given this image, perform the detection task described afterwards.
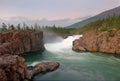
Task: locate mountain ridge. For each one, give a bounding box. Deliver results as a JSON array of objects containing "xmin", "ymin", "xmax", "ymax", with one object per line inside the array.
[
  {"xmin": 0, "ymin": 16, "xmax": 90, "ymax": 27},
  {"xmin": 67, "ymin": 6, "xmax": 120, "ymax": 28}
]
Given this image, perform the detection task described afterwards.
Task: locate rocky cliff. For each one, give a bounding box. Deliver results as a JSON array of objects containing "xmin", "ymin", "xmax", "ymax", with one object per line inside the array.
[
  {"xmin": 0, "ymin": 31, "xmax": 45, "ymax": 55},
  {"xmin": 73, "ymin": 31, "xmax": 120, "ymax": 54},
  {"xmin": 0, "ymin": 31, "xmax": 60, "ymax": 81}
]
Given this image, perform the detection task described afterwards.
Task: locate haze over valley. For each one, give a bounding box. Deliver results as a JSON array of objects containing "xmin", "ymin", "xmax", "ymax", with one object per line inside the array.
[{"xmin": 0, "ymin": 0, "xmax": 120, "ymax": 27}]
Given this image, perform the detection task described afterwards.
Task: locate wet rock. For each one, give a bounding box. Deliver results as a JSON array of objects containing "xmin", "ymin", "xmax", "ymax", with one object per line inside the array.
[
  {"xmin": 73, "ymin": 39, "xmax": 86, "ymax": 52},
  {"xmin": 26, "ymin": 62, "xmax": 60, "ymax": 80},
  {"xmin": 0, "ymin": 55, "xmax": 60, "ymax": 81}
]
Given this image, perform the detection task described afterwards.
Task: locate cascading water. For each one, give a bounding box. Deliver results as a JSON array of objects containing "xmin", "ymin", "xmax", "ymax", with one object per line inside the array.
[
  {"xmin": 24, "ymin": 35, "xmax": 120, "ymax": 81},
  {"xmin": 45, "ymin": 35, "xmax": 82, "ymax": 53}
]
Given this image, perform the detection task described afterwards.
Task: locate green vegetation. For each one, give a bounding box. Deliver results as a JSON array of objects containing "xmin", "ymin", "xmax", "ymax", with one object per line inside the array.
[
  {"xmin": 42, "ymin": 26, "xmax": 75, "ymax": 35},
  {"xmin": 1, "ymin": 15, "xmax": 119, "ymax": 36},
  {"xmin": 0, "ymin": 23, "xmax": 75, "ymax": 36},
  {"xmin": 72, "ymin": 15, "xmax": 120, "ymax": 34}
]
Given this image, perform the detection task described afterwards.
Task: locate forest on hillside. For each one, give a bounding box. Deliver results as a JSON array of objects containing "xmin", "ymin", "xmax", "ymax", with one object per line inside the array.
[{"xmin": 0, "ymin": 15, "xmax": 120, "ymax": 36}]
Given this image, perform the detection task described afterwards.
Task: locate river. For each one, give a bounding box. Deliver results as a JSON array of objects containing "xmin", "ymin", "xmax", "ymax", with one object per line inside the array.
[{"xmin": 24, "ymin": 35, "xmax": 120, "ymax": 81}]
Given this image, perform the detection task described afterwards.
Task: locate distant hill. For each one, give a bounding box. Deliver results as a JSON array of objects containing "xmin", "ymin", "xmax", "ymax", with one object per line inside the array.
[
  {"xmin": 67, "ymin": 6, "xmax": 120, "ymax": 28},
  {"xmin": 72, "ymin": 15, "xmax": 120, "ymax": 34},
  {"xmin": 0, "ymin": 17, "xmax": 84, "ymax": 27}
]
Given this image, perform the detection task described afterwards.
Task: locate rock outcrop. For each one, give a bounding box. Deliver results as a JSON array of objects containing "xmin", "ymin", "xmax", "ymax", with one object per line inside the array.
[
  {"xmin": 0, "ymin": 31, "xmax": 60, "ymax": 81},
  {"xmin": 0, "ymin": 55, "xmax": 60, "ymax": 81},
  {"xmin": 0, "ymin": 55, "xmax": 27, "ymax": 81},
  {"xmin": 26, "ymin": 62, "xmax": 60, "ymax": 80},
  {"xmin": 73, "ymin": 31, "xmax": 120, "ymax": 54},
  {"xmin": 0, "ymin": 31, "xmax": 45, "ymax": 56}
]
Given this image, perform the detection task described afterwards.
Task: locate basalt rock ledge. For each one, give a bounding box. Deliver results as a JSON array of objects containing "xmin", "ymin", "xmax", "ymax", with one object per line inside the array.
[
  {"xmin": 73, "ymin": 31, "xmax": 120, "ymax": 54},
  {"xmin": 0, "ymin": 31, "xmax": 45, "ymax": 55}
]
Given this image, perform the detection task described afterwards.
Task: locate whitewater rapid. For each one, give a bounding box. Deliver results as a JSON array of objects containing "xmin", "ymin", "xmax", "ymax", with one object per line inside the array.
[
  {"xmin": 45, "ymin": 35, "xmax": 82, "ymax": 53},
  {"xmin": 24, "ymin": 35, "xmax": 120, "ymax": 81}
]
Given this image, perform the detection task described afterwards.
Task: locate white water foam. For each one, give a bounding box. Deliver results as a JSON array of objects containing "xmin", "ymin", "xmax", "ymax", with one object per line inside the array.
[{"xmin": 45, "ymin": 35, "xmax": 82, "ymax": 53}]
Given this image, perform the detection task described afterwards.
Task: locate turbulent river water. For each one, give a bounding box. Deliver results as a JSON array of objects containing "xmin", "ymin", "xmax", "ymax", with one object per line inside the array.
[{"xmin": 24, "ymin": 35, "xmax": 120, "ymax": 81}]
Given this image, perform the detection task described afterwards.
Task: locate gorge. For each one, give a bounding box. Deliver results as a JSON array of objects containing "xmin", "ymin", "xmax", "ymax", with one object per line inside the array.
[
  {"xmin": 24, "ymin": 34, "xmax": 120, "ymax": 81},
  {"xmin": 0, "ymin": 30, "xmax": 120, "ymax": 81},
  {"xmin": 0, "ymin": 1, "xmax": 120, "ymax": 81}
]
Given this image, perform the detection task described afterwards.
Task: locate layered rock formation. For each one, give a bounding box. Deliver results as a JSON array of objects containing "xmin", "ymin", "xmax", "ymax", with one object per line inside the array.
[
  {"xmin": 73, "ymin": 31, "xmax": 120, "ymax": 54},
  {"xmin": 0, "ymin": 31, "xmax": 45, "ymax": 55}
]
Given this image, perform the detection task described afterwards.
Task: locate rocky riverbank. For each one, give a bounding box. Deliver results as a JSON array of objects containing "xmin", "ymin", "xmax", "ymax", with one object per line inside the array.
[
  {"xmin": 0, "ymin": 31, "xmax": 60, "ymax": 81},
  {"xmin": 26, "ymin": 62, "xmax": 60, "ymax": 80},
  {"xmin": 0, "ymin": 55, "xmax": 60, "ymax": 81},
  {"xmin": 73, "ymin": 31, "xmax": 120, "ymax": 54}
]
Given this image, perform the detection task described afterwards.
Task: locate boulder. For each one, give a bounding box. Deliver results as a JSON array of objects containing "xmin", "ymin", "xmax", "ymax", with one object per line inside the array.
[
  {"xmin": 26, "ymin": 62, "xmax": 60, "ymax": 80},
  {"xmin": 0, "ymin": 55, "xmax": 60, "ymax": 81}
]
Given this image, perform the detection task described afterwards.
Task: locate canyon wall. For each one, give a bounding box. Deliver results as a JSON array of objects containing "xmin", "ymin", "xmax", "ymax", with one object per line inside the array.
[
  {"xmin": 0, "ymin": 31, "xmax": 45, "ymax": 56},
  {"xmin": 0, "ymin": 31, "xmax": 45, "ymax": 81},
  {"xmin": 73, "ymin": 31, "xmax": 120, "ymax": 54}
]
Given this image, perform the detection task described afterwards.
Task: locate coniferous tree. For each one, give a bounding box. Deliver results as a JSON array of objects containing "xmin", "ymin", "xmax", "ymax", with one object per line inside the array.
[
  {"xmin": 26, "ymin": 26, "xmax": 30, "ymax": 30},
  {"xmin": 23, "ymin": 22, "xmax": 26, "ymax": 30},
  {"xmin": 30, "ymin": 25, "xmax": 34, "ymax": 30},
  {"xmin": 10, "ymin": 25, "xmax": 15, "ymax": 30},
  {"xmin": 1, "ymin": 23, "xmax": 7, "ymax": 32},
  {"xmin": 8, "ymin": 24, "xmax": 11, "ymax": 30},
  {"xmin": 17, "ymin": 24, "xmax": 21, "ymax": 30}
]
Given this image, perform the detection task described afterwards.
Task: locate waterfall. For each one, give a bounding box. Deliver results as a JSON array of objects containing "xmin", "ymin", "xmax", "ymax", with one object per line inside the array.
[{"xmin": 45, "ymin": 35, "xmax": 82, "ymax": 53}]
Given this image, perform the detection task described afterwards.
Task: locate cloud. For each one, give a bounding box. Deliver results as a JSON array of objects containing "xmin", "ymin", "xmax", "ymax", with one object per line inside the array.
[{"xmin": 0, "ymin": 0, "xmax": 119, "ymax": 20}]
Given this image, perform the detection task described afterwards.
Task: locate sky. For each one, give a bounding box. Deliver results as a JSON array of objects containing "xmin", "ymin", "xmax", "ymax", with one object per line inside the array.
[{"xmin": 0, "ymin": 0, "xmax": 120, "ymax": 20}]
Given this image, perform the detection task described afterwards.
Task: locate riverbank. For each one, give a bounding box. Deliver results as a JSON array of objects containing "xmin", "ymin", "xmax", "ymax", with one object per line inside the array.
[
  {"xmin": 73, "ymin": 30, "xmax": 120, "ymax": 55},
  {"xmin": 24, "ymin": 35, "xmax": 120, "ymax": 81},
  {"xmin": 72, "ymin": 15, "xmax": 120, "ymax": 55}
]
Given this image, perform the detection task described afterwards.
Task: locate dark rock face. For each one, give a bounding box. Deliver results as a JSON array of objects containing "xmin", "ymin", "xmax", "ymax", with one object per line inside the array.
[
  {"xmin": 73, "ymin": 31, "xmax": 120, "ymax": 54},
  {"xmin": 26, "ymin": 62, "xmax": 60, "ymax": 80},
  {"xmin": 0, "ymin": 55, "xmax": 27, "ymax": 81},
  {"xmin": 0, "ymin": 31, "xmax": 45, "ymax": 56}
]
